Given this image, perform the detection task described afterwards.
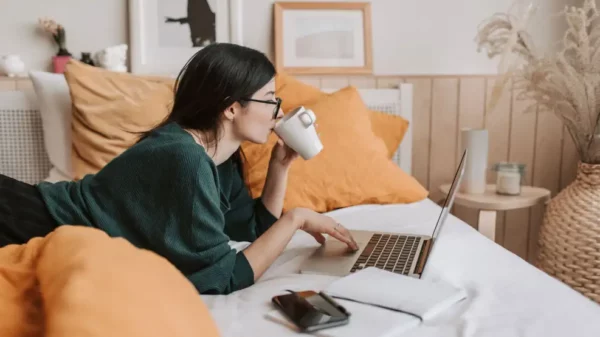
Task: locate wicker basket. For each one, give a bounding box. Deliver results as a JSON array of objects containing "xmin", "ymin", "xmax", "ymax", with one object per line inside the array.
[{"xmin": 537, "ymin": 162, "xmax": 600, "ymax": 303}]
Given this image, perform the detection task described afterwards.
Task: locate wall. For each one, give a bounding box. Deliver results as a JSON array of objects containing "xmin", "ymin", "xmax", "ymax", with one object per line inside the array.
[
  {"xmin": 1, "ymin": 0, "xmax": 568, "ymax": 75},
  {"xmin": 1, "ymin": 0, "xmax": 128, "ymax": 73},
  {"xmin": 244, "ymin": 0, "xmax": 568, "ymax": 75}
]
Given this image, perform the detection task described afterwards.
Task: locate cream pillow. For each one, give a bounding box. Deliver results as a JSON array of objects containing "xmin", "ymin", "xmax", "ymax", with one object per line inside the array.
[{"xmin": 29, "ymin": 71, "xmax": 73, "ymax": 182}]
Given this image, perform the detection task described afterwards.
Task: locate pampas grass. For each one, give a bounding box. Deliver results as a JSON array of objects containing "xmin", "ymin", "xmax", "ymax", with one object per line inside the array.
[{"xmin": 476, "ymin": 0, "xmax": 600, "ymax": 164}]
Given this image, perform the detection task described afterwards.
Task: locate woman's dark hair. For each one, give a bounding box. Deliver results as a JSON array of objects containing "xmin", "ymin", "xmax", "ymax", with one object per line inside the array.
[{"xmin": 138, "ymin": 43, "xmax": 276, "ymax": 177}]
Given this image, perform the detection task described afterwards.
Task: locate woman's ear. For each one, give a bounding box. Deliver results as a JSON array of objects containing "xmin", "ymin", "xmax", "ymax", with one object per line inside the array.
[{"xmin": 223, "ymin": 101, "xmax": 241, "ymax": 121}]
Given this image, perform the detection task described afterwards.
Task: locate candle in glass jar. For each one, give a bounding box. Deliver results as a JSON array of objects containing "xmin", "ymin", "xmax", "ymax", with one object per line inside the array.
[{"xmin": 496, "ymin": 170, "xmax": 521, "ymax": 195}]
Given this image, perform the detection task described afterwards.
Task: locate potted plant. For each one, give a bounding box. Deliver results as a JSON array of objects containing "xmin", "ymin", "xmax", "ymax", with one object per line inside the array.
[
  {"xmin": 38, "ymin": 17, "xmax": 72, "ymax": 73},
  {"xmin": 475, "ymin": 0, "xmax": 600, "ymax": 303}
]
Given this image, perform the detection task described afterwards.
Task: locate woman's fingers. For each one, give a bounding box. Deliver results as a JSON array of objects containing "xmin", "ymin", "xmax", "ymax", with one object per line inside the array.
[
  {"xmin": 327, "ymin": 225, "xmax": 359, "ymax": 251},
  {"xmin": 334, "ymin": 224, "xmax": 359, "ymax": 250},
  {"xmin": 310, "ymin": 232, "xmax": 326, "ymax": 244}
]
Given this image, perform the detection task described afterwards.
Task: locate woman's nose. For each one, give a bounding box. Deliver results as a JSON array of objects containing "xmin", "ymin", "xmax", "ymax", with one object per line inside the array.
[{"xmin": 275, "ymin": 107, "xmax": 284, "ymax": 119}]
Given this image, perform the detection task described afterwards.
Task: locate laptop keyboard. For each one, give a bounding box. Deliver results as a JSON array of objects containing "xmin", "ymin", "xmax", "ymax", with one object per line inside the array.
[{"xmin": 350, "ymin": 234, "xmax": 420, "ymax": 275}]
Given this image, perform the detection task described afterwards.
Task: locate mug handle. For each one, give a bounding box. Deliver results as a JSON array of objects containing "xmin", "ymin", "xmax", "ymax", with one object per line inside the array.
[{"xmin": 299, "ymin": 111, "xmax": 315, "ymax": 128}]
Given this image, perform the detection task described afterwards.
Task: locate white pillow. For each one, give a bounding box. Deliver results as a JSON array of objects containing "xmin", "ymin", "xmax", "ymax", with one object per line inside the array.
[{"xmin": 29, "ymin": 71, "xmax": 73, "ymax": 182}]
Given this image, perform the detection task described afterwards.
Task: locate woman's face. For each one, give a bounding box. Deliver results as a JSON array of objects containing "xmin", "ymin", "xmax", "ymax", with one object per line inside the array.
[{"xmin": 233, "ymin": 79, "xmax": 283, "ymax": 144}]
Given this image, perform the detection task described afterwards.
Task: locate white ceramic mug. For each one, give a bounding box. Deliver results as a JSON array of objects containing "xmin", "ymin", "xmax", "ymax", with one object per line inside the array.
[{"xmin": 274, "ymin": 106, "xmax": 323, "ymax": 160}]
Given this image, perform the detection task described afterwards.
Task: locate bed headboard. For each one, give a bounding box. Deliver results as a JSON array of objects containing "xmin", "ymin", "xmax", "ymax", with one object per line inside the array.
[
  {"xmin": 321, "ymin": 84, "xmax": 413, "ymax": 175},
  {"xmin": 0, "ymin": 83, "xmax": 413, "ymax": 184},
  {"xmin": 0, "ymin": 90, "xmax": 52, "ymax": 184}
]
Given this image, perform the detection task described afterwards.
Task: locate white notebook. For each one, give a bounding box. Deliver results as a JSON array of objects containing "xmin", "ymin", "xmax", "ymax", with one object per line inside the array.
[
  {"xmin": 324, "ymin": 267, "xmax": 467, "ymax": 321},
  {"xmin": 265, "ymin": 268, "xmax": 467, "ymax": 337}
]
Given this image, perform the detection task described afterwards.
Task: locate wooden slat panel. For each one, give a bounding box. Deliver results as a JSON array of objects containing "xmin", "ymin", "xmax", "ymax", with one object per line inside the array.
[
  {"xmin": 484, "ymin": 77, "xmax": 512, "ymax": 245},
  {"xmin": 319, "ymin": 76, "xmax": 350, "ymax": 89},
  {"xmin": 504, "ymin": 85, "xmax": 537, "ymax": 260},
  {"xmin": 529, "ymin": 109, "xmax": 563, "ymax": 264},
  {"xmin": 404, "ymin": 78, "xmax": 433, "ymax": 189},
  {"xmin": 0, "ymin": 78, "xmax": 16, "ymax": 91},
  {"xmin": 560, "ymin": 126, "xmax": 579, "ymax": 190},
  {"xmin": 295, "ymin": 76, "xmax": 321, "ymax": 88},
  {"xmin": 376, "ymin": 77, "xmax": 403, "ymax": 89},
  {"xmin": 429, "ymin": 78, "xmax": 459, "ymax": 202},
  {"xmin": 453, "ymin": 77, "xmax": 486, "ymax": 229},
  {"xmin": 348, "ymin": 76, "xmax": 376, "ymax": 88}
]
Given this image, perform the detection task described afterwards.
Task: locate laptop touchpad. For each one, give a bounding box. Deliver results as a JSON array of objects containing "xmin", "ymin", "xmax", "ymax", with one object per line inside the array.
[{"xmin": 316, "ymin": 240, "xmax": 361, "ymax": 258}]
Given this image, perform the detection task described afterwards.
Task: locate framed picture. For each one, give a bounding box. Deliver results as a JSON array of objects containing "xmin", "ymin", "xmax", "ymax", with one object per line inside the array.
[
  {"xmin": 274, "ymin": 2, "xmax": 372, "ymax": 75},
  {"xmin": 128, "ymin": 0, "xmax": 243, "ymax": 76}
]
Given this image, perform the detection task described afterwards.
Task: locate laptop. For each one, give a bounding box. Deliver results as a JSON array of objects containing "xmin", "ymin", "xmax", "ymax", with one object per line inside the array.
[{"xmin": 299, "ymin": 149, "xmax": 467, "ymax": 278}]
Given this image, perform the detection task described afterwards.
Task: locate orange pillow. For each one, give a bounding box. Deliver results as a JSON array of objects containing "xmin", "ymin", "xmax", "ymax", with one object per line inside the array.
[
  {"xmin": 241, "ymin": 86, "xmax": 428, "ymax": 213},
  {"xmin": 275, "ymin": 72, "xmax": 408, "ymax": 158},
  {"xmin": 63, "ymin": 60, "xmax": 175, "ymax": 180}
]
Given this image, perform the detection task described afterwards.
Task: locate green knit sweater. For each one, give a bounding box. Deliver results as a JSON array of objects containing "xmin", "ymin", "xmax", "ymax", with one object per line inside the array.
[{"xmin": 36, "ymin": 122, "xmax": 278, "ymax": 295}]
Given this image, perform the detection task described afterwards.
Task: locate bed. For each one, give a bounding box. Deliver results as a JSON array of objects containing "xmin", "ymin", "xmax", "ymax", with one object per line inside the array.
[
  {"xmin": 204, "ymin": 200, "xmax": 600, "ymax": 337},
  {"xmin": 1, "ymin": 79, "xmax": 599, "ymax": 336}
]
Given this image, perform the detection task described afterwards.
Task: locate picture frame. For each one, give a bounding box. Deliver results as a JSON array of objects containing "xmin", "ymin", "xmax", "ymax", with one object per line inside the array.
[
  {"xmin": 128, "ymin": 0, "xmax": 243, "ymax": 77},
  {"xmin": 274, "ymin": 2, "xmax": 373, "ymax": 75}
]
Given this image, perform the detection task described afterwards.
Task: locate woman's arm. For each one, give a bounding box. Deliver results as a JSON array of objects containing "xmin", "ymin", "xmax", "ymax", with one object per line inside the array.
[
  {"xmin": 260, "ymin": 140, "xmax": 298, "ymax": 217},
  {"xmin": 242, "ymin": 208, "xmax": 359, "ymax": 281},
  {"xmin": 260, "ymin": 162, "xmax": 289, "ymax": 217}
]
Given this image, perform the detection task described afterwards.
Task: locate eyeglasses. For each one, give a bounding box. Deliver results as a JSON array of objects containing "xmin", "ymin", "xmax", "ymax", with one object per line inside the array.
[{"xmin": 240, "ymin": 97, "xmax": 282, "ymax": 120}]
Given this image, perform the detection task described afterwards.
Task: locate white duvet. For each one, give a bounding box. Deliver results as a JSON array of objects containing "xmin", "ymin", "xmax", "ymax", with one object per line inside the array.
[{"xmin": 202, "ymin": 199, "xmax": 600, "ymax": 337}]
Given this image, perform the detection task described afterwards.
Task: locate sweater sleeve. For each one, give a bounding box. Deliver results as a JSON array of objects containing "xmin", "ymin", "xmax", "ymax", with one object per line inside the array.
[
  {"xmin": 159, "ymin": 155, "xmax": 255, "ymax": 295},
  {"xmin": 224, "ymin": 167, "xmax": 279, "ymax": 242}
]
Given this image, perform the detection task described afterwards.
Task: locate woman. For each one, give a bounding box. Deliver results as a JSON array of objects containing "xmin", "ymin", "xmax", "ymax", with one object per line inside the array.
[{"xmin": 0, "ymin": 43, "xmax": 358, "ymax": 295}]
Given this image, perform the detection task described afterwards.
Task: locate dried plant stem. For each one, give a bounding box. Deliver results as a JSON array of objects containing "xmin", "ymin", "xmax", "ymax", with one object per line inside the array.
[{"xmin": 476, "ymin": 0, "xmax": 600, "ymax": 164}]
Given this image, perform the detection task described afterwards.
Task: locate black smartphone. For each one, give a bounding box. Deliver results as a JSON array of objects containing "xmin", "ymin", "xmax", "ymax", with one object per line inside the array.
[{"xmin": 272, "ymin": 290, "xmax": 350, "ymax": 333}]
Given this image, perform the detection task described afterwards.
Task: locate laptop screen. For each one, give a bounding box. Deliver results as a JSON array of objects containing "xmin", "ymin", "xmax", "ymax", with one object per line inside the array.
[{"xmin": 430, "ymin": 149, "xmax": 467, "ymax": 240}]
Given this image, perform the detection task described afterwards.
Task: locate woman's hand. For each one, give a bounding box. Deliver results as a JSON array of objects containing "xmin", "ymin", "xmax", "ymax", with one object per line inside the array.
[
  {"xmin": 291, "ymin": 208, "xmax": 359, "ymax": 251},
  {"xmin": 269, "ymin": 139, "xmax": 299, "ymax": 169},
  {"xmin": 242, "ymin": 207, "xmax": 358, "ymax": 283}
]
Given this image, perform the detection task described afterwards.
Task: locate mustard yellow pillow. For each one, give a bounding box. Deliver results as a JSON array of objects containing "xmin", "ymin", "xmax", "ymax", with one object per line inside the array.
[
  {"xmin": 241, "ymin": 86, "xmax": 428, "ymax": 213},
  {"xmin": 275, "ymin": 72, "xmax": 408, "ymax": 158},
  {"xmin": 63, "ymin": 60, "xmax": 175, "ymax": 180}
]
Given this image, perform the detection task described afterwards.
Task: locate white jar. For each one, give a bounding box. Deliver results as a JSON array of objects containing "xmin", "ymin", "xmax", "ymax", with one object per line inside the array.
[
  {"xmin": 0, "ymin": 54, "xmax": 26, "ymax": 77},
  {"xmin": 493, "ymin": 162, "xmax": 525, "ymax": 196}
]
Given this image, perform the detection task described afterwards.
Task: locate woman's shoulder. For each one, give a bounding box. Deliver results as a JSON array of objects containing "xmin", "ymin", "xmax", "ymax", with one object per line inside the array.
[
  {"xmin": 100, "ymin": 123, "xmax": 217, "ymax": 179},
  {"xmin": 134, "ymin": 122, "xmax": 207, "ymax": 159}
]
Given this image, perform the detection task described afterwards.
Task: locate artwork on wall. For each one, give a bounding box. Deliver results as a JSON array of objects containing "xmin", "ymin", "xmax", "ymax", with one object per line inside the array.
[
  {"xmin": 128, "ymin": 0, "xmax": 243, "ymax": 76},
  {"xmin": 274, "ymin": 2, "xmax": 372, "ymax": 75}
]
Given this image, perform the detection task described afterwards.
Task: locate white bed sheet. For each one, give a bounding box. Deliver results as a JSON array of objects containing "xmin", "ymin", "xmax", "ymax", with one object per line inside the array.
[{"xmin": 202, "ymin": 199, "xmax": 600, "ymax": 337}]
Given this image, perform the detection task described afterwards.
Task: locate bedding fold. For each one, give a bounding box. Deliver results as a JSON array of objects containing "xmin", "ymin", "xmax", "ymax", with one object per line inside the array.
[{"xmin": 0, "ymin": 225, "xmax": 220, "ymax": 337}]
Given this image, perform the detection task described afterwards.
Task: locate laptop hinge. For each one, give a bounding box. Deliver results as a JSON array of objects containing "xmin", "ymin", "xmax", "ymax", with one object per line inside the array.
[{"xmin": 415, "ymin": 239, "xmax": 433, "ymax": 275}]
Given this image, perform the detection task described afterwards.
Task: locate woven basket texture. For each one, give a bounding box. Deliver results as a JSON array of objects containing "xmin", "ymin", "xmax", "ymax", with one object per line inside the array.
[{"xmin": 537, "ymin": 162, "xmax": 600, "ymax": 304}]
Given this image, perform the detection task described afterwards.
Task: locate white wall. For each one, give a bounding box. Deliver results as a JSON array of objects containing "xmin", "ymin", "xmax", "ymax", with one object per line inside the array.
[
  {"xmin": 0, "ymin": 0, "xmax": 571, "ymax": 75},
  {"xmin": 243, "ymin": 0, "xmax": 571, "ymax": 75},
  {"xmin": 1, "ymin": 0, "xmax": 127, "ymax": 73}
]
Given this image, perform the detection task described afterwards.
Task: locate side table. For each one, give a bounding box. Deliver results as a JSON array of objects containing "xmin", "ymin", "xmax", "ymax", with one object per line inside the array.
[{"xmin": 439, "ymin": 184, "xmax": 551, "ymax": 241}]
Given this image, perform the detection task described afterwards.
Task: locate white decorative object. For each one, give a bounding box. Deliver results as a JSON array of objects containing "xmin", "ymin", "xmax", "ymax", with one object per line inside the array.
[
  {"xmin": 128, "ymin": 0, "xmax": 243, "ymax": 76},
  {"xmin": 0, "ymin": 55, "xmax": 26, "ymax": 77},
  {"xmin": 94, "ymin": 44, "xmax": 128, "ymax": 73},
  {"xmin": 460, "ymin": 128, "xmax": 488, "ymax": 194},
  {"xmin": 493, "ymin": 162, "xmax": 525, "ymax": 196}
]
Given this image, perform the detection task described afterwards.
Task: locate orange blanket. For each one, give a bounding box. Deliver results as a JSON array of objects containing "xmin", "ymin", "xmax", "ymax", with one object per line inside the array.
[{"xmin": 0, "ymin": 226, "xmax": 219, "ymax": 337}]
